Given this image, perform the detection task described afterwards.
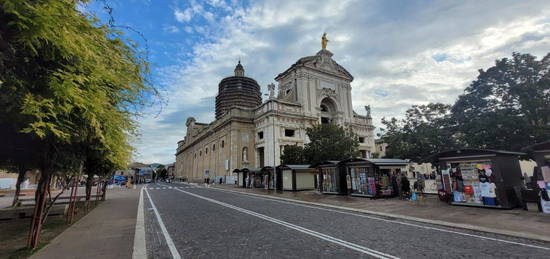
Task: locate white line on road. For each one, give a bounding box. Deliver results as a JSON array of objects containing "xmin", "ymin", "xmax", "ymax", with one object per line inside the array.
[
  {"xmin": 144, "ymin": 187, "xmax": 182, "ymax": 259},
  {"xmin": 210, "ymin": 187, "xmax": 550, "ymax": 251},
  {"xmin": 132, "ymin": 187, "xmax": 147, "ymax": 259},
  {"xmin": 173, "ymin": 187, "xmax": 398, "ymax": 259}
]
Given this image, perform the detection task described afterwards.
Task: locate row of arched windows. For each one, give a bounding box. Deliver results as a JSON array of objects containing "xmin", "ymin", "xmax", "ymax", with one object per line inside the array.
[{"xmin": 193, "ymin": 140, "xmax": 225, "ymax": 159}]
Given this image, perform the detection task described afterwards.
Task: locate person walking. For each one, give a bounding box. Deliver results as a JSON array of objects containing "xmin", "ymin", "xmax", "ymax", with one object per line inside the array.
[
  {"xmin": 401, "ymin": 175, "xmax": 410, "ymax": 200},
  {"xmin": 206, "ymin": 177, "xmax": 210, "ymax": 188}
]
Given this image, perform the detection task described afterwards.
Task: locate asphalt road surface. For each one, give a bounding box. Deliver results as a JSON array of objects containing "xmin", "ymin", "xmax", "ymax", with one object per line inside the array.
[{"xmin": 139, "ymin": 183, "xmax": 550, "ymax": 258}]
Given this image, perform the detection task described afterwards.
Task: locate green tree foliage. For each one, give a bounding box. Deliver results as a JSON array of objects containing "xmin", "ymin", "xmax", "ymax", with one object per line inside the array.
[
  {"xmin": 304, "ymin": 123, "xmax": 359, "ymax": 165},
  {"xmin": 280, "ymin": 145, "xmax": 307, "ymax": 164},
  {"xmin": 380, "ymin": 52, "xmax": 550, "ymax": 160},
  {"xmin": 0, "ymin": 0, "xmax": 157, "ymax": 248},
  {"xmin": 451, "ymin": 52, "xmax": 550, "ymax": 150},
  {"xmin": 381, "ymin": 103, "xmax": 455, "ymax": 162}
]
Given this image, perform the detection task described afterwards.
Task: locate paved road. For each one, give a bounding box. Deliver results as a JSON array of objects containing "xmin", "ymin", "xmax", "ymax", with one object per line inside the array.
[{"xmin": 140, "ymin": 183, "xmax": 550, "ymax": 258}]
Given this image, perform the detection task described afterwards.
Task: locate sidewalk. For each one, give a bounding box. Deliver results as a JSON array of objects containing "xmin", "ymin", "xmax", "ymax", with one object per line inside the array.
[
  {"xmin": 31, "ymin": 186, "xmax": 141, "ymax": 259},
  {"xmin": 212, "ymin": 184, "xmax": 550, "ymax": 242}
]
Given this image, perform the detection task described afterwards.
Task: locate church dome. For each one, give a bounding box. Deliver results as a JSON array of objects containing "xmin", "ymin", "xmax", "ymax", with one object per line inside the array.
[{"xmin": 215, "ymin": 62, "xmax": 262, "ymax": 119}]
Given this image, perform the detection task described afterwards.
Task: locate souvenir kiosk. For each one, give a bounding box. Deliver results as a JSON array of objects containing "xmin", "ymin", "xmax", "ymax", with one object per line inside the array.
[
  {"xmin": 430, "ymin": 149, "xmax": 525, "ymax": 209},
  {"xmin": 522, "ymin": 140, "xmax": 550, "ymax": 213},
  {"xmin": 523, "ymin": 140, "xmax": 550, "ymax": 168},
  {"xmin": 313, "ymin": 161, "xmax": 348, "ymax": 195},
  {"xmin": 261, "ymin": 166, "xmax": 276, "ymax": 190},
  {"xmin": 345, "ymin": 158, "xmax": 408, "ymax": 198},
  {"xmin": 275, "ymin": 165, "xmax": 315, "ymax": 191},
  {"xmin": 234, "ymin": 169, "xmax": 244, "ymax": 187},
  {"xmin": 239, "ymin": 168, "xmax": 263, "ymax": 188}
]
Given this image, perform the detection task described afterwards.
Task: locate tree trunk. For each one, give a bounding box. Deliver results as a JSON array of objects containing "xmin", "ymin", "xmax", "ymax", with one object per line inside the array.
[
  {"xmin": 11, "ymin": 167, "xmax": 27, "ymax": 208},
  {"xmin": 27, "ymin": 170, "xmax": 52, "ymax": 249},
  {"xmin": 85, "ymin": 172, "xmax": 93, "ymax": 201},
  {"xmin": 101, "ymin": 180, "xmax": 107, "ymax": 201}
]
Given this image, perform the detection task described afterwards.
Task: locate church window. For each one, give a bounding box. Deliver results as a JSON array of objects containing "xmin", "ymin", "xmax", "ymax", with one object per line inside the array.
[
  {"xmin": 285, "ymin": 88, "xmax": 292, "ymax": 95},
  {"xmin": 200, "ymin": 150, "xmax": 202, "ymax": 156},
  {"xmin": 285, "ymin": 129, "xmax": 295, "ymax": 137},
  {"xmin": 258, "ymin": 131, "xmax": 264, "ymax": 139},
  {"xmin": 213, "ymin": 144, "xmax": 216, "ymax": 151},
  {"xmin": 205, "ymin": 147, "xmax": 208, "ymax": 154},
  {"xmin": 221, "ymin": 140, "xmax": 225, "ymax": 148},
  {"xmin": 320, "ymin": 104, "xmax": 329, "ymax": 112},
  {"xmin": 359, "ymin": 137, "xmax": 365, "ymax": 143}
]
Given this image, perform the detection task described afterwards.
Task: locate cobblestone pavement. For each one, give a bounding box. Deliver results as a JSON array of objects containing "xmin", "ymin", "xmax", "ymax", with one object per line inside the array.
[{"xmin": 143, "ymin": 183, "xmax": 550, "ymax": 258}]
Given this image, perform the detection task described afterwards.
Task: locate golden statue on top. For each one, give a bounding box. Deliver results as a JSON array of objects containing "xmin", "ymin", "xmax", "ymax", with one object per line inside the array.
[{"xmin": 321, "ymin": 32, "xmax": 329, "ymax": 49}]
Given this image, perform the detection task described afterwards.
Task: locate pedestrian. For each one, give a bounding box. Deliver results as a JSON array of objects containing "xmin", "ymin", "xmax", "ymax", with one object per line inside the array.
[
  {"xmin": 206, "ymin": 177, "xmax": 210, "ymax": 187},
  {"xmin": 219, "ymin": 177, "xmax": 223, "ymax": 184},
  {"xmin": 391, "ymin": 173, "xmax": 400, "ymax": 198},
  {"xmin": 401, "ymin": 175, "xmax": 410, "ymax": 200}
]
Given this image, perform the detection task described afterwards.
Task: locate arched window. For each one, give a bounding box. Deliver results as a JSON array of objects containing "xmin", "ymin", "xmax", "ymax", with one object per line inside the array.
[
  {"xmin": 242, "ymin": 147, "xmax": 248, "ymax": 162},
  {"xmin": 221, "ymin": 140, "xmax": 225, "ymax": 148},
  {"xmin": 213, "ymin": 144, "xmax": 216, "ymax": 151},
  {"xmin": 205, "ymin": 147, "xmax": 208, "ymax": 154}
]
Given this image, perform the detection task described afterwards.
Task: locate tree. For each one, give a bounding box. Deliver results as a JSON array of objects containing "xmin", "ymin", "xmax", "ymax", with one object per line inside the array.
[
  {"xmin": 304, "ymin": 123, "xmax": 359, "ymax": 165},
  {"xmin": 280, "ymin": 145, "xmax": 307, "ymax": 164},
  {"xmin": 1, "ymin": 0, "xmax": 156, "ymax": 248},
  {"xmin": 380, "ymin": 103, "xmax": 455, "ymax": 162},
  {"xmin": 379, "ymin": 52, "xmax": 550, "ymax": 161},
  {"xmin": 452, "ymin": 52, "xmax": 550, "ymax": 150}
]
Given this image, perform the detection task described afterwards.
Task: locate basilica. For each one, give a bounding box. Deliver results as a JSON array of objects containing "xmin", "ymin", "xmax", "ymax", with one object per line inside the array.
[{"xmin": 175, "ymin": 40, "xmax": 376, "ymax": 182}]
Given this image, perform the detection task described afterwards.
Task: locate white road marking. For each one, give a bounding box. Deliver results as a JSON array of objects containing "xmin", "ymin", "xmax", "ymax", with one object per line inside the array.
[
  {"xmin": 210, "ymin": 188, "xmax": 550, "ymax": 251},
  {"xmin": 144, "ymin": 188, "xmax": 182, "ymax": 259},
  {"xmin": 132, "ymin": 187, "xmax": 147, "ymax": 259},
  {"xmin": 173, "ymin": 188, "xmax": 398, "ymax": 259}
]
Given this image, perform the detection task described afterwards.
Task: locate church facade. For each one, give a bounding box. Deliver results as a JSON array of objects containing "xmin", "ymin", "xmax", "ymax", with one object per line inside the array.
[{"xmin": 175, "ymin": 47, "xmax": 375, "ymax": 182}]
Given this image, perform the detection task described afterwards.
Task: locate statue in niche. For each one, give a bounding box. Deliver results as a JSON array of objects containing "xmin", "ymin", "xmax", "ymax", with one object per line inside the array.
[
  {"xmin": 321, "ymin": 32, "xmax": 329, "ymax": 49},
  {"xmin": 242, "ymin": 147, "xmax": 248, "ymax": 162}
]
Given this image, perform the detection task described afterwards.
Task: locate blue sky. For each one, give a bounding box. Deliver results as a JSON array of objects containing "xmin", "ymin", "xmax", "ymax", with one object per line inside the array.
[{"xmin": 83, "ymin": 0, "xmax": 550, "ymax": 164}]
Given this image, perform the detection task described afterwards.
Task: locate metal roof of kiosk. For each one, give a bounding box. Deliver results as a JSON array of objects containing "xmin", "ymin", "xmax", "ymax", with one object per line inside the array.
[{"xmin": 277, "ymin": 164, "xmax": 312, "ymax": 171}]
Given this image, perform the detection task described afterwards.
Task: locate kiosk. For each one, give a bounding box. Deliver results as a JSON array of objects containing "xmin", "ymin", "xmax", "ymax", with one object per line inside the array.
[
  {"xmin": 313, "ymin": 161, "xmax": 348, "ymax": 195},
  {"xmin": 430, "ymin": 149, "xmax": 525, "ymax": 209},
  {"xmin": 275, "ymin": 165, "xmax": 315, "ymax": 191},
  {"xmin": 345, "ymin": 158, "xmax": 408, "ymax": 198}
]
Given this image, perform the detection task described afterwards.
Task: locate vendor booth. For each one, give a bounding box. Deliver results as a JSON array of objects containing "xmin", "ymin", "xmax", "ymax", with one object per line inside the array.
[
  {"xmin": 523, "ymin": 140, "xmax": 550, "ymax": 168},
  {"xmin": 523, "ymin": 140, "xmax": 550, "ymax": 213},
  {"xmin": 240, "ymin": 168, "xmax": 264, "ymax": 188},
  {"xmin": 313, "ymin": 161, "xmax": 348, "ymax": 195},
  {"xmin": 261, "ymin": 166, "xmax": 276, "ymax": 190},
  {"xmin": 234, "ymin": 169, "xmax": 244, "ymax": 187},
  {"xmin": 345, "ymin": 158, "xmax": 408, "ymax": 198},
  {"xmin": 430, "ymin": 149, "xmax": 525, "ymax": 209},
  {"xmin": 275, "ymin": 165, "xmax": 315, "ymax": 191}
]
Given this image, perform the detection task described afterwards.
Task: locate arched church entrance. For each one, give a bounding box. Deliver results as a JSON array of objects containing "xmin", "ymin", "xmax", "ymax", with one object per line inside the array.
[{"xmin": 320, "ymin": 97, "xmax": 337, "ymax": 124}]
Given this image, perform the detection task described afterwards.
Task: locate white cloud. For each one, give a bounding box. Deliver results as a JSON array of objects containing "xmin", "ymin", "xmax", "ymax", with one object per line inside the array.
[
  {"xmin": 174, "ymin": 8, "xmax": 193, "ymax": 22},
  {"xmin": 163, "ymin": 24, "xmax": 180, "ymax": 33},
  {"xmin": 133, "ymin": 0, "xmax": 550, "ymax": 164}
]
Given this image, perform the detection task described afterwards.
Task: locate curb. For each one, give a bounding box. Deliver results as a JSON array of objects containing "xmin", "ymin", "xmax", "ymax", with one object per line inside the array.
[{"xmin": 211, "ymin": 186, "xmax": 550, "ymax": 243}]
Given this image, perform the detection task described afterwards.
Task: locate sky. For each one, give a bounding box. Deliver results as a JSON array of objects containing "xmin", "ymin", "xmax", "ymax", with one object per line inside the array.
[{"xmin": 84, "ymin": 0, "xmax": 550, "ymax": 164}]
